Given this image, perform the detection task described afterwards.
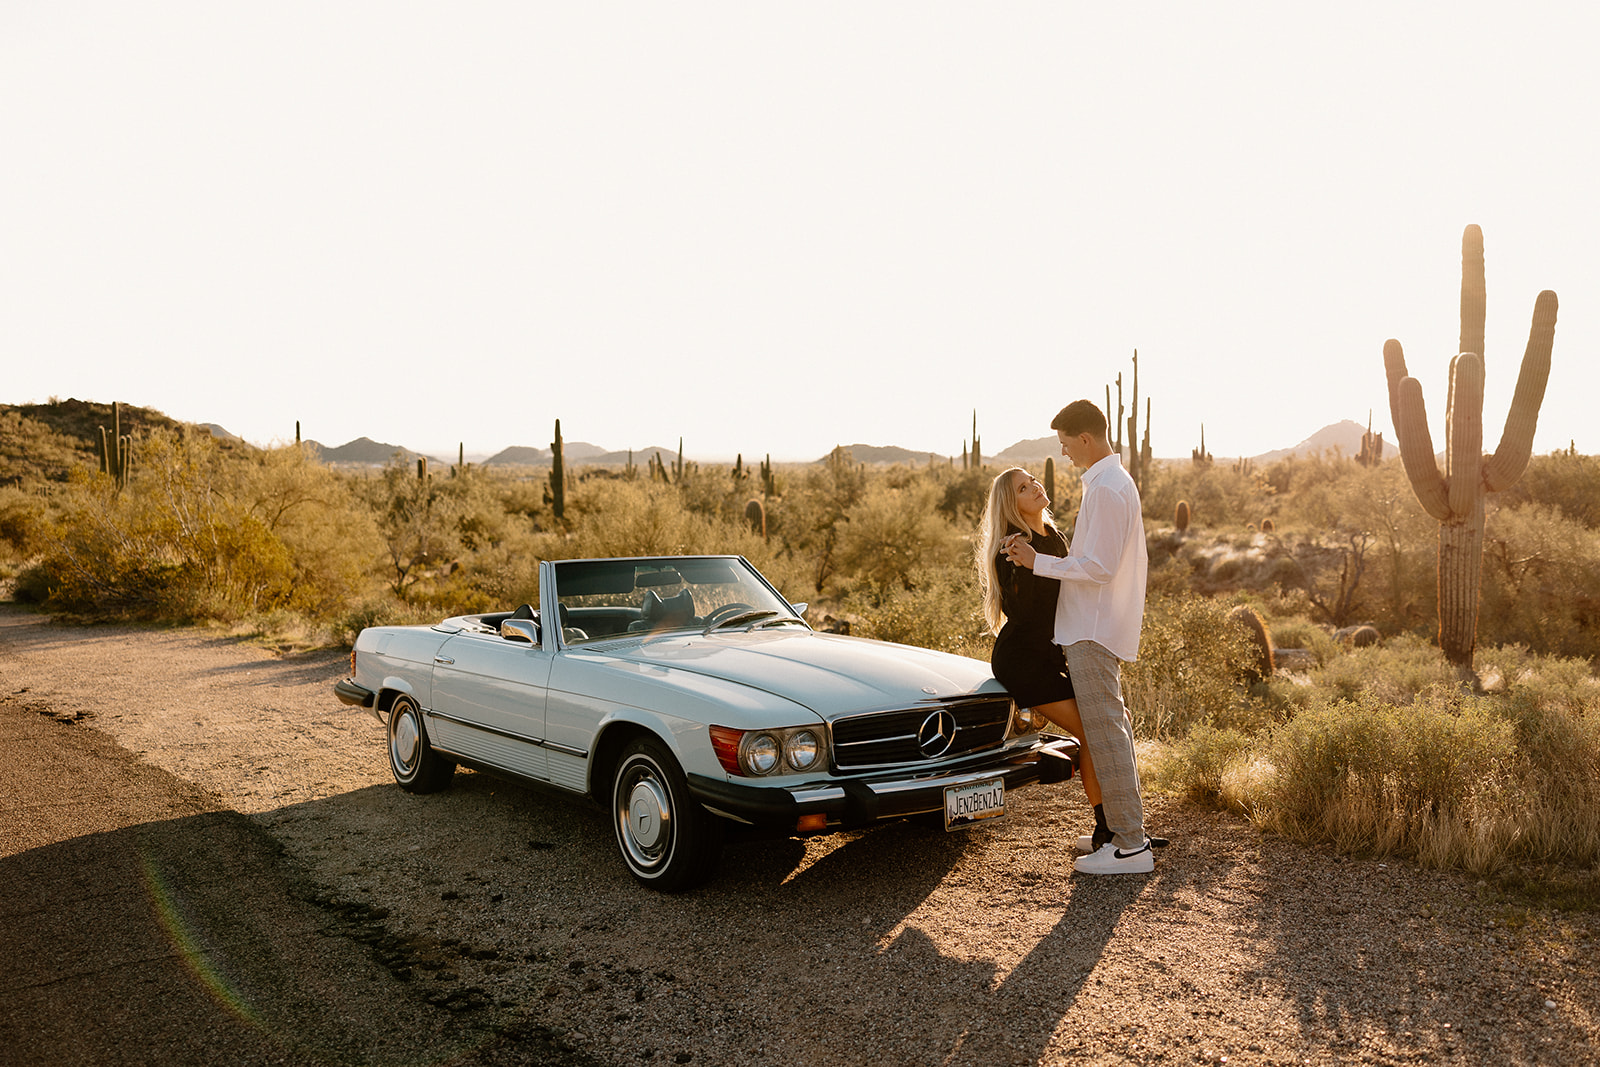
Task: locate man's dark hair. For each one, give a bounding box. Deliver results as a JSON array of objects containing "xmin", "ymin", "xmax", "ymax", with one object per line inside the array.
[{"xmin": 1050, "ymin": 400, "xmax": 1107, "ymax": 439}]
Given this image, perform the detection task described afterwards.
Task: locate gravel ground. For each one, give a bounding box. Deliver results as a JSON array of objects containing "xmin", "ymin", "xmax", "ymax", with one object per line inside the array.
[{"xmin": 2, "ymin": 604, "xmax": 1596, "ymax": 1066}]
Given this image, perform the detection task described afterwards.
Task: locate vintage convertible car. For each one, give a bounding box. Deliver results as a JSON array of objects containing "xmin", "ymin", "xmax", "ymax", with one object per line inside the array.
[{"xmin": 335, "ymin": 555, "xmax": 1076, "ymax": 890}]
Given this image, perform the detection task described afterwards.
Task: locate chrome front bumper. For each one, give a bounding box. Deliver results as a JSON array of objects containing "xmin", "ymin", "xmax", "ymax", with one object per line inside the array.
[{"xmin": 686, "ymin": 737, "xmax": 1078, "ymax": 830}]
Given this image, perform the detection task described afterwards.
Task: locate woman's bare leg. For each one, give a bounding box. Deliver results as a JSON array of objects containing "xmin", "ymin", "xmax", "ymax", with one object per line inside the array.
[{"xmin": 1031, "ymin": 698, "xmax": 1100, "ymax": 807}]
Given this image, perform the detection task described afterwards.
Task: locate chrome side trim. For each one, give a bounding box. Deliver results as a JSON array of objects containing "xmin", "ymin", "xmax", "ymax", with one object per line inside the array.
[{"xmin": 424, "ymin": 709, "xmax": 590, "ymax": 760}]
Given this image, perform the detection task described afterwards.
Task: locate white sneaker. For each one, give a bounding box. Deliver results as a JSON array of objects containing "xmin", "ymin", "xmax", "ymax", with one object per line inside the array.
[
  {"xmin": 1073, "ymin": 839, "xmax": 1155, "ymax": 875},
  {"xmin": 1075, "ymin": 834, "xmax": 1095, "ymax": 853}
]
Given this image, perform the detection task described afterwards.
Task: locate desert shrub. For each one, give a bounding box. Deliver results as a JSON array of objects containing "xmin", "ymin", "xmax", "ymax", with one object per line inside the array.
[
  {"xmin": 35, "ymin": 433, "xmax": 299, "ymax": 621},
  {"xmin": 1309, "ymin": 633, "xmax": 1461, "ymax": 706},
  {"xmin": 1259, "ymin": 694, "xmax": 1517, "ymax": 867},
  {"xmin": 329, "ymin": 597, "xmax": 440, "ymax": 646},
  {"xmin": 1504, "ymin": 449, "xmax": 1600, "ymax": 529},
  {"xmin": 1494, "ymin": 684, "xmax": 1600, "ymax": 866},
  {"xmin": 1122, "ymin": 591, "xmax": 1264, "ymax": 739},
  {"xmin": 0, "ymin": 409, "xmax": 90, "ymax": 486},
  {"xmin": 835, "ymin": 480, "xmax": 963, "ymax": 594},
  {"xmin": 0, "ymin": 485, "xmax": 50, "ymax": 558},
  {"xmin": 1226, "ymin": 604, "xmax": 1274, "ymax": 682},
  {"xmin": 233, "ymin": 444, "xmax": 381, "ymax": 617},
  {"xmin": 934, "ymin": 468, "xmax": 992, "ymax": 526},
  {"xmin": 1148, "ymin": 723, "xmax": 1253, "ymax": 803},
  {"xmin": 564, "ymin": 478, "xmax": 760, "ymax": 560},
  {"xmin": 776, "ymin": 447, "xmax": 868, "ymax": 593},
  {"xmin": 355, "ymin": 457, "xmax": 472, "ymax": 599},
  {"xmin": 844, "ymin": 563, "xmax": 992, "ymax": 661},
  {"xmin": 1478, "ymin": 503, "xmax": 1600, "ymax": 660},
  {"xmin": 1269, "ymin": 617, "xmax": 1333, "ymax": 657}
]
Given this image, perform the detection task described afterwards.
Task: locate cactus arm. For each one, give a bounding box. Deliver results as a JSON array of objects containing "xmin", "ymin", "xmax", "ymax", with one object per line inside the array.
[
  {"xmin": 1394, "ymin": 376, "xmax": 1452, "ymax": 521},
  {"xmin": 1383, "ymin": 339, "xmax": 1411, "ymax": 443},
  {"xmin": 1444, "ymin": 353, "xmax": 1484, "ymax": 517},
  {"xmin": 1484, "ymin": 289, "xmax": 1558, "ymax": 492},
  {"xmin": 1459, "ymin": 224, "xmax": 1487, "ymax": 361}
]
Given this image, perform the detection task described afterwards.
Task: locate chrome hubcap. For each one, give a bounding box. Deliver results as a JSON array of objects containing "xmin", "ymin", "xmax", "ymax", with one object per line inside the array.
[
  {"xmin": 391, "ymin": 709, "xmax": 420, "ymax": 772},
  {"xmin": 617, "ymin": 761, "xmax": 673, "ymax": 869}
]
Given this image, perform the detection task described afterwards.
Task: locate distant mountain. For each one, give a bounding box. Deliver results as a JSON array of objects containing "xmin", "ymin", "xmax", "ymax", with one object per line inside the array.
[
  {"xmin": 484, "ymin": 441, "xmax": 641, "ymax": 466},
  {"xmin": 202, "ymin": 423, "xmax": 242, "ymax": 441},
  {"xmin": 993, "ymin": 436, "xmax": 1058, "ymax": 463},
  {"xmin": 994, "ymin": 420, "xmax": 1399, "ymax": 466},
  {"xmin": 307, "ymin": 437, "xmax": 433, "ymax": 465},
  {"xmin": 591, "ymin": 446, "xmax": 679, "ymax": 465},
  {"xmin": 1252, "ymin": 420, "xmax": 1398, "ymax": 464},
  {"xmin": 483, "ymin": 445, "xmax": 550, "ymax": 465},
  {"xmin": 816, "ymin": 443, "xmax": 949, "ymax": 465}
]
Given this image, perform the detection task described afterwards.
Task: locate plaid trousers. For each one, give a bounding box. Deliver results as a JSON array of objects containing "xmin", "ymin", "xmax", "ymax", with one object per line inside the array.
[{"xmin": 1063, "ymin": 639, "xmax": 1145, "ymax": 849}]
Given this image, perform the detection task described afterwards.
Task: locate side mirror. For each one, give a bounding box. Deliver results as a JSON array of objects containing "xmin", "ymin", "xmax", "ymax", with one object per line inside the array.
[
  {"xmin": 501, "ymin": 618, "xmax": 540, "ymax": 644},
  {"xmin": 790, "ymin": 602, "xmax": 808, "ymax": 616}
]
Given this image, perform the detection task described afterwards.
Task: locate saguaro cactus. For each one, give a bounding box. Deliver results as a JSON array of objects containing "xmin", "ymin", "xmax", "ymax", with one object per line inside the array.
[
  {"xmin": 97, "ymin": 400, "xmax": 133, "ymax": 491},
  {"xmin": 549, "ymin": 420, "xmax": 566, "ymax": 520},
  {"xmin": 1383, "ymin": 224, "xmax": 1558, "ymax": 676},
  {"xmin": 1105, "ymin": 351, "xmax": 1148, "ymax": 490}
]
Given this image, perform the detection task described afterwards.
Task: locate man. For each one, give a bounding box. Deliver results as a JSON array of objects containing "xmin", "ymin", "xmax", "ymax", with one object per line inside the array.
[{"xmin": 1003, "ymin": 399, "xmax": 1153, "ymax": 874}]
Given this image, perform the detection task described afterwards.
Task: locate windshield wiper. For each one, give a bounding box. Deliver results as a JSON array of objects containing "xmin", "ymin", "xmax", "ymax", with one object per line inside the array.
[
  {"xmin": 703, "ymin": 609, "xmax": 779, "ymax": 634},
  {"xmin": 753, "ymin": 616, "xmax": 806, "ymax": 629}
]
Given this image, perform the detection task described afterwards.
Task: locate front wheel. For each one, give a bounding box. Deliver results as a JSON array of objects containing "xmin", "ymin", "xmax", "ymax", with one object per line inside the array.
[
  {"xmin": 612, "ymin": 737, "xmax": 723, "ymax": 891},
  {"xmin": 387, "ymin": 694, "xmax": 456, "ymax": 793}
]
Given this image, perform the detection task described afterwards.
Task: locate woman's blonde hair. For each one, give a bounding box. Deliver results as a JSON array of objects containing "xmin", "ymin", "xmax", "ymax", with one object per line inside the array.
[{"xmin": 975, "ymin": 466, "xmax": 1055, "ymax": 635}]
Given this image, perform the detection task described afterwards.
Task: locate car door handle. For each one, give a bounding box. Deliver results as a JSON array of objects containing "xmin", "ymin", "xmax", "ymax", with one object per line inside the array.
[{"xmin": 434, "ymin": 655, "xmax": 456, "ymax": 665}]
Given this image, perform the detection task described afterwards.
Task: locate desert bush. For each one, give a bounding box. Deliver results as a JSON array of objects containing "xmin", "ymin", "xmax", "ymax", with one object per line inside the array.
[
  {"xmin": 776, "ymin": 446, "xmax": 868, "ymax": 593},
  {"xmin": 1258, "ymin": 694, "xmax": 1517, "ymax": 868},
  {"xmin": 37, "ymin": 434, "xmax": 298, "ymax": 621},
  {"xmin": 1141, "ymin": 460, "xmax": 1275, "ymax": 531},
  {"xmin": 835, "ymin": 480, "xmax": 963, "ymax": 594},
  {"xmin": 1478, "ymin": 503, "xmax": 1600, "ymax": 660},
  {"xmin": 1148, "ymin": 723, "xmax": 1254, "ymax": 803},
  {"xmin": 1226, "ymin": 604, "xmax": 1274, "ymax": 682},
  {"xmin": 934, "ymin": 467, "xmax": 992, "ymax": 527},
  {"xmin": 564, "ymin": 478, "xmax": 759, "ymax": 560},
  {"xmin": 0, "ymin": 485, "xmax": 51, "ymax": 558},
  {"xmin": 233, "ymin": 444, "xmax": 381, "ymax": 617},
  {"xmin": 1504, "ymin": 448, "xmax": 1600, "ymax": 529},
  {"xmin": 329, "ymin": 596, "xmax": 440, "ymax": 647},
  {"xmin": 0, "ymin": 409, "xmax": 91, "ymax": 486},
  {"xmin": 1121, "ymin": 591, "xmax": 1265, "ymax": 739},
  {"xmin": 843, "ymin": 563, "xmax": 992, "ymax": 661},
  {"xmin": 1306, "ymin": 633, "xmax": 1461, "ymax": 706},
  {"xmin": 356, "ymin": 457, "xmax": 471, "ymax": 599}
]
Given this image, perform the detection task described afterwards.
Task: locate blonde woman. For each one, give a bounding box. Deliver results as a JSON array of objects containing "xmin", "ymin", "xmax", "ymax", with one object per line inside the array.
[{"xmin": 978, "ymin": 467, "xmax": 1109, "ymax": 851}]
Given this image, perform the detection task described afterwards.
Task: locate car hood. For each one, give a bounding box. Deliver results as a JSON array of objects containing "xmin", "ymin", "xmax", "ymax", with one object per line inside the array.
[{"xmin": 582, "ymin": 629, "xmax": 1001, "ymax": 717}]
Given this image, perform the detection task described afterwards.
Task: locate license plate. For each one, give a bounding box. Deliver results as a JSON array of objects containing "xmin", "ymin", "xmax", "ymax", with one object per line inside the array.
[{"xmin": 944, "ymin": 777, "xmax": 1005, "ymax": 830}]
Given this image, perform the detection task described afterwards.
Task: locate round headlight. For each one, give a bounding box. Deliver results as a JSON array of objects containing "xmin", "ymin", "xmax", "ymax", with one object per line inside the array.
[
  {"xmin": 745, "ymin": 733, "xmax": 781, "ymax": 774},
  {"xmin": 784, "ymin": 730, "xmax": 820, "ymax": 770}
]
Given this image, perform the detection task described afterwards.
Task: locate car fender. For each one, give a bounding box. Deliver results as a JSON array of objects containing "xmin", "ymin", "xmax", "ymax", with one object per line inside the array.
[{"xmin": 584, "ymin": 705, "xmax": 713, "ymax": 799}]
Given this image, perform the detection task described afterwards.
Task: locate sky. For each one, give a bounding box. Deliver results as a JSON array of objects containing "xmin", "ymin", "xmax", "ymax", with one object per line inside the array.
[{"xmin": 3, "ymin": 3, "xmax": 1597, "ymax": 463}]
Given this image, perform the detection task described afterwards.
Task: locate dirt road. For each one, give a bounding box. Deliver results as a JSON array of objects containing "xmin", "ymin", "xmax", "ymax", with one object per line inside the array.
[{"xmin": 2, "ymin": 605, "xmax": 1595, "ymax": 1065}]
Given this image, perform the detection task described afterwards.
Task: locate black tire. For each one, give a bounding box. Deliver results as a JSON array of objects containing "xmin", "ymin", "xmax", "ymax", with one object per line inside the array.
[
  {"xmin": 612, "ymin": 736, "xmax": 723, "ymax": 891},
  {"xmin": 387, "ymin": 694, "xmax": 455, "ymax": 793}
]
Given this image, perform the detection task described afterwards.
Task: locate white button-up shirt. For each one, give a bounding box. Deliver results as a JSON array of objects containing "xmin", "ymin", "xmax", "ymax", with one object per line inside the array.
[{"xmin": 1029, "ymin": 453, "xmax": 1148, "ymax": 662}]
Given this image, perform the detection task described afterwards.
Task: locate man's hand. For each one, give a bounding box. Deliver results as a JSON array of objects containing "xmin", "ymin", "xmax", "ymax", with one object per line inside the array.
[{"xmin": 1002, "ymin": 534, "xmax": 1036, "ymax": 569}]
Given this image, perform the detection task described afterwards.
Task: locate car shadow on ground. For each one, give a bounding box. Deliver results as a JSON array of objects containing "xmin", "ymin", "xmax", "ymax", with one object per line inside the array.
[{"xmin": 257, "ymin": 767, "xmax": 1161, "ymax": 1064}]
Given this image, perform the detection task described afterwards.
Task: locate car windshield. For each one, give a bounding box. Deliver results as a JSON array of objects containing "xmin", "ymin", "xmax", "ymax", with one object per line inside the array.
[{"xmin": 552, "ymin": 557, "xmax": 804, "ymax": 644}]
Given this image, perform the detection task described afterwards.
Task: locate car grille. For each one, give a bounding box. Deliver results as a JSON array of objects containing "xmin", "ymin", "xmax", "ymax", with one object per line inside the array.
[{"xmin": 830, "ymin": 698, "xmax": 1012, "ymax": 770}]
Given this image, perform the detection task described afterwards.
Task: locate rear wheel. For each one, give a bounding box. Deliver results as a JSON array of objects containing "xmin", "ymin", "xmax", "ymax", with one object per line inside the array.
[
  {"xmin": 387, "ymin": 694, "xmax": 455, "ymax": 793},
  {"xmin": 612, "ymin": 736, "xmax": 723, "ymax": 891}
]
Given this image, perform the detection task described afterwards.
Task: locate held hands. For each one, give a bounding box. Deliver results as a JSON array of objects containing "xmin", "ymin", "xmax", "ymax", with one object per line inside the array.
[{"xmin": 1002, "ymin": 534, "xmax": 1037, "ymax": 569}]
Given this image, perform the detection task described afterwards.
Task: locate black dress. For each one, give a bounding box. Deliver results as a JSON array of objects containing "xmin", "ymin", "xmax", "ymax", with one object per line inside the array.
[{"xmin": 990, "ymin": 523, "xmax": 1075, "ymax": 708}]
